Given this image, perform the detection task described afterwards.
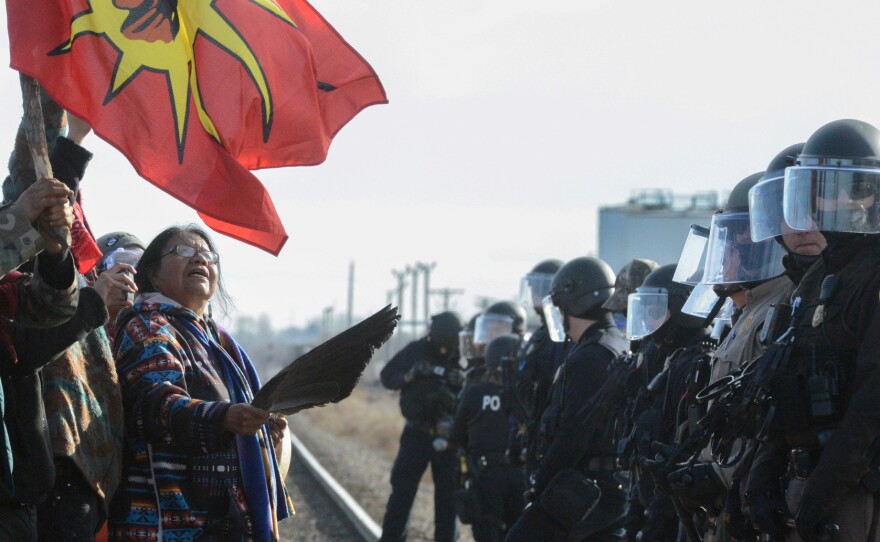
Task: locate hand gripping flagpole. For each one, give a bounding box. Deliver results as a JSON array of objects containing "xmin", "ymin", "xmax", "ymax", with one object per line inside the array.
[{"xmin": 19, "ymin": 73, "xmax": 70, "ymax": 251}]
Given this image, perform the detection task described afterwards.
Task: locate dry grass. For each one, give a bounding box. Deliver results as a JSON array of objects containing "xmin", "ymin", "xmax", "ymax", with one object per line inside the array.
[{"xmin": 297, "ymin": 381, "xmax": 405, "ymax": 463}]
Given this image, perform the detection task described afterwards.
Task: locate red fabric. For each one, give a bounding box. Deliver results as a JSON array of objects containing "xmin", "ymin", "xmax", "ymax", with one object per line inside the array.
[
  {"xmin": 7, "ymin": 0, "xmax": 387, "ymax": 255},
  {"xmin": 71, "ymin": 200, "xmax": 102, "ymax": 274}
]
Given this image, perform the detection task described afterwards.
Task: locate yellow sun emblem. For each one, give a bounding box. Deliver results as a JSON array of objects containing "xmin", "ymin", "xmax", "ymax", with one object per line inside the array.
[{"xmin": 51, "ymin": 0, "xmax": 296, "ymax": 162}]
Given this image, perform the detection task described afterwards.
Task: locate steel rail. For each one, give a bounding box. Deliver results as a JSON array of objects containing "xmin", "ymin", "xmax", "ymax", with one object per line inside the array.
[{"xmin": 290, "ymin": 433, "xmax": 382, "ymax": 542}]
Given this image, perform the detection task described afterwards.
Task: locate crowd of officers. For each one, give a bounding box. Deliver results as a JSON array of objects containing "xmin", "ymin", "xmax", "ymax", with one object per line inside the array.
[{"xmin": 378, "ymin": 118, "xmax": 880, "ymax": 542}]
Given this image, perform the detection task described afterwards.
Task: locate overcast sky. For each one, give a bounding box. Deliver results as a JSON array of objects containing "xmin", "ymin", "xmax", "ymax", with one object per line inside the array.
[{"xmin": 2, "ymin": 0, "xmax": 880, "ymax": 331}]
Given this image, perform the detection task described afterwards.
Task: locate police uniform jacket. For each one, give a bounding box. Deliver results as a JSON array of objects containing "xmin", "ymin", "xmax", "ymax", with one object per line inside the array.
[
  {"xmin": 380, "ymin": 337, "xmax": 462, "ymax": 426},
  {"xmin": 780, "ymin": 236, "xmax": 880, "ymax": 516},
  {"xmin": 532, "ymin": 313, "xmax": 625, "ymax": 495},
  {"xmin": 452, "ymin": 379, "xmax": 508, "ymax": 461},
  {"xmin": 709, "ymin": 274, "xmax": 794, "ymax": 383}
]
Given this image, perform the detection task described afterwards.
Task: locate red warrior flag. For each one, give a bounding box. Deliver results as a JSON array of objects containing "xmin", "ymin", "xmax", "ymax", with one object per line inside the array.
[{"xmin": 6, "ymin": 0, "xmax": 387, "ymax": 255}]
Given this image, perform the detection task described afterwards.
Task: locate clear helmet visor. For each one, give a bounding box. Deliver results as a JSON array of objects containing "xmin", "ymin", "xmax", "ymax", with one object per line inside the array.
[
  {"xmin": 681, "ymin": 282, "xmax": 720, "ymax": 317},
  {"xmin": 626, "ymin": 291, "xmax": 669, "ymax": 340},
  {"xmin": 783, "ymin": 166, "xmax": 880, "ymax": 234},
  {"xmin": 473, "ymin": 313, "xmax": 514, "ymax": 346},
  {"xmin": 542, "ymin": 295, "xmax": 566, "ymax": 343},
  {"xmin": 749, "ymin": 176, "xmax": 786, "ymax": 242},
  {"xmin": 672, "ymin": 225, "xmax": 710, "ymax": 285},
  {"xmin": 519, "ymin": 272, "xmax": 555, "ymax": 309},
  {"xmin": 703, "ymin": 212, "xmax": 785, "ymax": 285},
  {"xmin": 681, "ymin": 283, "xmax": 735, "ymax": 319},
  {"xmin": 458, "ymin": 330, "xmax": 476, "ymax": 360}
]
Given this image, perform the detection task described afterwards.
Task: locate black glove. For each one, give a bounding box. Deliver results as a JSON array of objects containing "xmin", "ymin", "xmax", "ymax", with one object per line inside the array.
[
  {"xmin": 795, "ymin": 497, "xmax": 838, "ymax": 542},
  {"xmin": 744, "ymin": 488, "xmax": 787, "ymax": 537},
  {"xmin": 405, "ymin": 359, "xmax": 434, "ymax": 383},
  {"xmin": 639, "ymin": 442, "xmax": 678, "ymax": 496},
  {"xmin": 444, "ymin": 367, "xmax": 464, "ymax": 389},
  {"xmin": 666, "ymin": 464, "xmax": 726, "ymax": 508}
]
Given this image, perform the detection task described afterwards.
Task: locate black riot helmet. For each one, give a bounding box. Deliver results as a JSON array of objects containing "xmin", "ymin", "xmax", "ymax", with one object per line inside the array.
[
  {"xmin": 703, "ymin": 172, "xmax": 785, "ymax": 286},
  {"xmin": 532, "ymin": 259, "xmax": 563, "ymax": 274},
  {"xmin": 726, "ymin": 172, "xmax": 763, "ymax": 213},
  {"xmin": 428, "ymin": 311, "xmax": 463, "ymax": 352},
  {"xmin": 484, "ymin": 301, "xmax": 527, "ymax": 336},
  {"xmin": 783, "ymin": 119, "xmax": 880, "ymax": 239},
  {"xmin": 548, "ymin": 257, "xmax": 616, "ymax": 319},
  {"xmin": 484, "ymin": 334, "xmax": 521, "ymax": 371}
]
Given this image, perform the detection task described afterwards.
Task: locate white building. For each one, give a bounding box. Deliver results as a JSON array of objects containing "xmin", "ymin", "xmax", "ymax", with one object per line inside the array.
[{"xmin": 598, "ymin": 190, "xmax": 720, "ymax": 272}]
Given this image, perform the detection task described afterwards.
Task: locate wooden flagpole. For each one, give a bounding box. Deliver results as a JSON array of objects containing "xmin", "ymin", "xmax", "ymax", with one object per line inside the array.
[{"xmin": 19, "ymin": 73, "xmax": 70, "ymax": 250}]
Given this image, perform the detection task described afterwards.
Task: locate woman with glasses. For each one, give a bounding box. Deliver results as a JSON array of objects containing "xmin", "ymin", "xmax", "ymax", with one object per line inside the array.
[{"xmin": 108, "ymin": 224, "xmax": 291, "ymax": 541}]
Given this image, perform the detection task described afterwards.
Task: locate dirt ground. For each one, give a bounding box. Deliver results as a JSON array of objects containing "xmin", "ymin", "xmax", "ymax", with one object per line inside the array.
[{"xmin": 294, "ymin": 382, "xmax": 476, "ymax": 542}]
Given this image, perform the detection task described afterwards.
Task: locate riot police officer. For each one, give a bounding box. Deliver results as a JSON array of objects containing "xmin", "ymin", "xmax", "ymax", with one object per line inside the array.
[
  {"xmin": 603, "ymin": 258, "xmax": 661, "ymax": 330},
  {"xmin": 659, "ymin": 173, "xmax": 791, "ymax": 541},
  {"xmin": 452, "ymin": 334, "xmax": 527, "ymax": 542},
  {"xmin": 748, "ymin": 143, "xmax": 827, "ymax": 286},
  {"xmin": 380, "ymin": 311, "xmax": 465, "ymax": 542},
  {"xmin": 506, "ymin": 256, "xmax": 629, "ymax": 542},
  {"xmin": 749, "ymin": 119, "xmax": 880, "ymax": 542},
  {"xmin": 618, "ymin": 264, "xmax": 714, "ymax": 542},
  {"xmin": 740, "ymin": 143, "xmax": 832, "ymax": 539},
  {"xmin": 515, "ymin": 259, "xmax": 568, "ymax": 473},
  {"xmin": 473, "ymin": 301, "xmax": 527, "ymax": 358}
]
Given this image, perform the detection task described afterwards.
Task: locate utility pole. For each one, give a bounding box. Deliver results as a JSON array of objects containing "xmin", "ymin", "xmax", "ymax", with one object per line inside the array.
[
  {"xmin": 431, "ymin": 287, "xmax": 465, "ymax": 311},
  {"xmin": 391, "ymin": 269, "xmax": 408, "ymax": 351},
  {"xmin": 417, "ymin": 261, "xmax": 436, "ymax": 331},
  {"xmin": 408, "ymin": 265, "xmax": 419, "ymax": 335},
  {"xmin": 346, "ymin": 261, "xmax": 354, "ymax": 328},
  {"xmin": 385, "ymin": 289, "xmax": 395, "ymax": 362},
  {"xmin": 391, "ymin": 269, "xmax": 407, "ymax": 315},
  {"xmin": 321, "ymin": 306, "xmax": 334, "ymax": 339}
]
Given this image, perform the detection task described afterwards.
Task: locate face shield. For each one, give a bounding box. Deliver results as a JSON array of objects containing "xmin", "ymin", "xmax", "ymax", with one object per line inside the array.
[
  {"xmin": 749, "ymin": 176, "xmax": 786, "ymax": 242},
  {"xmin": 98, "ymin": 246, "xmax": 144, "ymax": 274},
  {"xmin": 625, "ymin": 289, "xmax": 669, "ymax": 340},
  {"xmin": 474, "ymin": 313, "xmax": 514, "ymax": 349},
  {"xmin": 681, "ymin": 283, "xmax": 719, "ymax": 317},
  {"xmin": 519, "ymin": 272, "xmax": 555, "ymax": 309},
  {"xmin": 458, "ymin": 330, "xmax": 476, "ymax": 361},
  {"xmin": 783, "ymin": 166, "xmax": 880, "ymax": 234},
  {"xmin": 681, "ymin": 282, "xmax": 735, "ymax": 319},
  {"xmin": 542, "ymin": 295, "xmax": 567, "ymax": 343},
  {"xmin": 672, "ymin": 225, "xmax": 710, "ymax": 285},
  {"xmin": 702, "ymin": 212, "xmax": 785, "ymax": 285}
]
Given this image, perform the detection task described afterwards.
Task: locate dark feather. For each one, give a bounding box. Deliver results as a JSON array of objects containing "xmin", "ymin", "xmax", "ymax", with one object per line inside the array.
[{"xmin": 252, "ymin": 305, "xmax": 399, "ymax": 414}]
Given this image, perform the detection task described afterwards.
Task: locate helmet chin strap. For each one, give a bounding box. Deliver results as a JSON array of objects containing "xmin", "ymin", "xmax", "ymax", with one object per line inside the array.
[{"xmin": 700, "ymin": 295, "xmax": 728, "ymax": 329}]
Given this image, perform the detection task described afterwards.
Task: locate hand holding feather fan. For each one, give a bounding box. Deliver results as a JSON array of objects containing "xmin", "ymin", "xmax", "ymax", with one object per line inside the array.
[{"xmin": 252, "ymin": 305, "xmax": 400, "ymax": 414}]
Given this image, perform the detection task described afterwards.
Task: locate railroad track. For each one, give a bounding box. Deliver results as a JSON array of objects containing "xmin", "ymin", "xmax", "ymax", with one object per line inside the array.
[{"xmin": 282, "ymin": 433, "xmax": 383, "ymax": 542}]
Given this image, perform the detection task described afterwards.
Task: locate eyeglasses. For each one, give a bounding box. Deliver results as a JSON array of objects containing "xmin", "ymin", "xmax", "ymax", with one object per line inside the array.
[{"xmin": 160, "ymin": 245, "xmax": 220, "ymax": 264}]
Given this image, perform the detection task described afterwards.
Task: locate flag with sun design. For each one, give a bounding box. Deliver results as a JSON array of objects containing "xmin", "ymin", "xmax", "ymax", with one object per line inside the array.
[{"xmin": 7, "ymin": 0, "xmax": 387, "ymax": 255}]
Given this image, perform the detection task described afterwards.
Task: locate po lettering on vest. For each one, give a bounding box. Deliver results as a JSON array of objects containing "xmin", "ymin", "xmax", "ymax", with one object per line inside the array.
[{"xmin": 482, "ymin": 395, "xmax": 501, "ymax": 411}]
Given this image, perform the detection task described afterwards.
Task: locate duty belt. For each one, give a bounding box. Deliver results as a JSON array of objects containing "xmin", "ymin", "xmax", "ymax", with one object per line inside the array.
[
  {"xmin": 472, "ymin": 452, "xmax": 510, "ymax": 469},
  {"xmin": 585, "ymin": 456, "xmax": 620, "ymax": 472}
]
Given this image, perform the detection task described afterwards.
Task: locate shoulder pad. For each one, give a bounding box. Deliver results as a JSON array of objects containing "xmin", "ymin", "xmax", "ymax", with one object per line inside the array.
[{"xmin": 597, "ymin": 329, "xmax": 629, "ymax": 358}]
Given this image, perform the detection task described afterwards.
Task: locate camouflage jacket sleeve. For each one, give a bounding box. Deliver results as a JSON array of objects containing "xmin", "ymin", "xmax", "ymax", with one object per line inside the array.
[
  {"xmin": 0, "ymin": 204, "xmax": 44, "ymax": 275},
  {"xmin": 13, "ymin": 253, "xmax": 78, "ymax": 328}
]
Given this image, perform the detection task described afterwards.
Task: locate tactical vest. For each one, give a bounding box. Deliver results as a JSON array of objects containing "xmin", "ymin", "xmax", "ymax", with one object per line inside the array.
[
  {"xmin": 535, "ymin": 327, "xmax": 629, "ymax": 462},
  {"xmin": 771, "ymin": 240, "xmax": 880, "ymax": 448}
]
